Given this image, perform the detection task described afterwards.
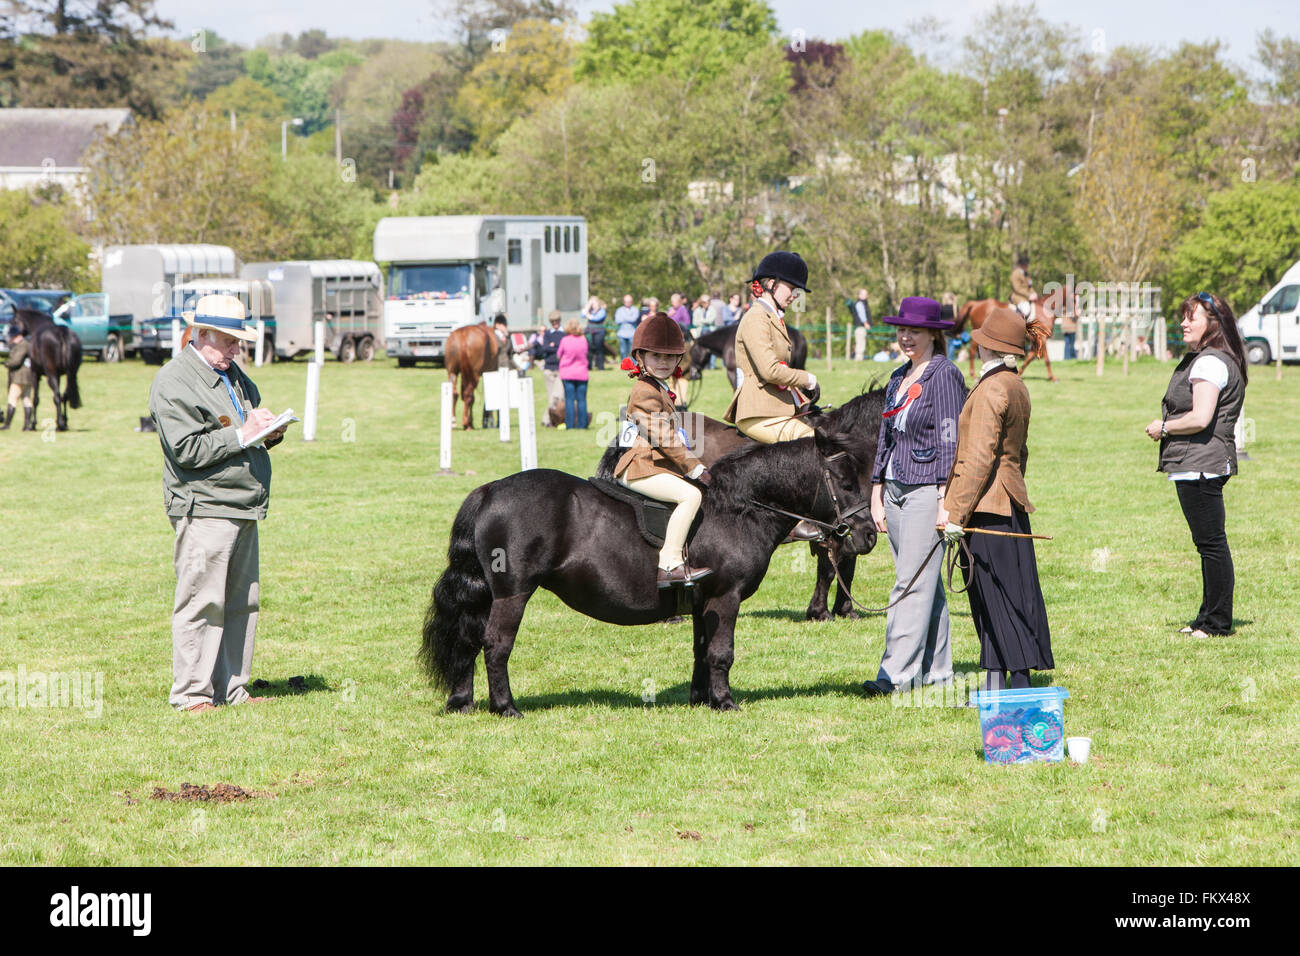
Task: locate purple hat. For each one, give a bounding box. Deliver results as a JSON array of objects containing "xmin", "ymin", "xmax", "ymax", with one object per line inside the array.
[{"xmin": 882, "ymin": 296, "xmax": 954, "ymax": 330}]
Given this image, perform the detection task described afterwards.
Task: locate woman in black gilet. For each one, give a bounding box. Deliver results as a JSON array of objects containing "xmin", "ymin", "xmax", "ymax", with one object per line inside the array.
[{"xmin": 1145, "ymin": 292, "xmax": 1248, "ymax": 638}]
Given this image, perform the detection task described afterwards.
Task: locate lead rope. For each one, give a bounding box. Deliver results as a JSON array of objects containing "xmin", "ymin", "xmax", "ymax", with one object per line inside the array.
[{"xmin": 824, "ymin": 534, "xmax": 974, "ymax": 615}]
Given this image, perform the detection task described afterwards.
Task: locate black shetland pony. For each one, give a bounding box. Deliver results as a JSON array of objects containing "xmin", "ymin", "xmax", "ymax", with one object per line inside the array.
[
  {"xmin": 688, "ymin": 323, "xmax": 808, "ymax": 391},
  {"xmin": 421, "ymin": 424, "xmax": 876, "ymax": 716},
  {"xmin": 12, "ymin": 308, "xmax": 82, "ymax": 431},
  {"xmin": 594, "ymin": 385, "xmax": 888, "ymax": 620}
]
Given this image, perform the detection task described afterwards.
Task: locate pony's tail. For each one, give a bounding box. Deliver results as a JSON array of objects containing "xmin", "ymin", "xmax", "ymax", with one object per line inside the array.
[
  {"xmin": 62, "ymin": 332, "xmax": 82, "ymax": 409},
  {"xmin": 953, "ymin": 302, "xmax": 971, "ymax": 335},
  {"xmin": 420, "ymin": 485, "xmax": 492, "ymax": 691}
]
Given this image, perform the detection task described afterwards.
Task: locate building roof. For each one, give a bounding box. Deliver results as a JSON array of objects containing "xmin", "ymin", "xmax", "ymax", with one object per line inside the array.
[{"xmin": 0, "ymin": 108, "xmax": 132, "ymax": 169}]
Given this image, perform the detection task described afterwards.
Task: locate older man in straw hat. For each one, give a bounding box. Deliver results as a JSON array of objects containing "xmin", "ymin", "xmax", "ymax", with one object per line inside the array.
[{"xmin": 148, "ymin": 294, "xmax": 290, "ymax": 713}]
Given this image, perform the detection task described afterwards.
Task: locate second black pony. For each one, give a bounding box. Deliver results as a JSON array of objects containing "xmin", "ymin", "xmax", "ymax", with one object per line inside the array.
[
  {"xmin": 12, "ymin": 308, "xmax": 82, "ymax": 431},
  {"xmin": 421, "ymin": 423, "xmax": 876, "ymax": 716}
]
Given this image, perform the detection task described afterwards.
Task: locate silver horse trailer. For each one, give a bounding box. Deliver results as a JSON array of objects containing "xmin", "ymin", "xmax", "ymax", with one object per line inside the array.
[
  {"xmin": 101, "ymin": 244, "xmax": 239, "ymax": 356},
  {"xmin": 241, "ymin": 260, "xmax": 385, "ymax": 361},
  {"xmin": 136, "ymin": 277, "xmax": 275, "ymax": 362}
]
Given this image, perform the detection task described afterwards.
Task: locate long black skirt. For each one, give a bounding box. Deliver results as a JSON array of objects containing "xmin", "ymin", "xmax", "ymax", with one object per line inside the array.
[{"xmin": 960, "ymin": 508, "xmax": 1053, "ymax": 672}]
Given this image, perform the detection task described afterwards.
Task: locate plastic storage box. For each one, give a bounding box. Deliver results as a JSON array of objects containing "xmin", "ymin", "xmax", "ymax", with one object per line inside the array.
[{"xmin": 971, "ymin": 687, "xmax": 1069, "ymax": 764}]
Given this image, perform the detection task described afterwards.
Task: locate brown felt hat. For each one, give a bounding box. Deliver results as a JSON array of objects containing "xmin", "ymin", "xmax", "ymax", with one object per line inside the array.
[
  {"xmin": 631, "ymin": 312, "xmax": 687, "ymax": 355},
  {"xmin": 970, "ymin": 306, "xmax": 1027, "ymax": 356}
]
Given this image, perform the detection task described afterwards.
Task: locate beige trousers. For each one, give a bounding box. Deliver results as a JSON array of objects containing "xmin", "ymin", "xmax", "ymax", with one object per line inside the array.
[
  {"xmin": 737, "ymin": 415, "xmax": 815, "ymax": 444},
  {"xmin": 854, "ymin": 325, "xmax": 867, "ymax": 361},
  {"xmin": 620, "ymin": 472, "xmax": 702, "ymax": 570},
  {"xmin": 169, "ymin": 515, "xmax": 260, "ymax": 708},
  {"xmin": 7, "ymin": 382, "xmax": 32, "ymax": 408}
]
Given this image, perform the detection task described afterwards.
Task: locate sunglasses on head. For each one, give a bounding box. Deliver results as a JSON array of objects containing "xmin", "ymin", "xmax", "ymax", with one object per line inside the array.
[{"xmin": 1195, "ymin": 292, "xmax": 1219, "ymax": 318}]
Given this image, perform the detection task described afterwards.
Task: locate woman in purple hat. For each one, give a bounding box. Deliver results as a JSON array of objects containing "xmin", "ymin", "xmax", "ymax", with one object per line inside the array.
[{"xmin": 862, "ymin": 297, "xmax": 968, "ymax": 697}]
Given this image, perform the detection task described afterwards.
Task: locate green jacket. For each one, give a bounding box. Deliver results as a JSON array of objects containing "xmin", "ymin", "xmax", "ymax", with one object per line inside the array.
[
  {"xmin": 5, "ymin": 338, "xmax": 33, "ymax": 387},
  {"xmin": 148, "ymin": 346, "xmax": 272, "ymax": 519}
]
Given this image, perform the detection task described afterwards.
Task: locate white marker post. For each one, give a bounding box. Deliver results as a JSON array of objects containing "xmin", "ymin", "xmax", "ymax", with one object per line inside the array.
[
  {"xmin": 254, "ymin": 320, "xmax": 265, "ymax": 367},
  {"xmin": 314, "ymin": 320, "xmax": 326, "ymax": 365},
  {"xmin": 171, "ymin": 318, "xmax": 182, "ymax": 359},
  {"xmin": 303, "ymin": 361, "xmax": 320, "ymax": 442},
  {"xmin": 439, "ymin": 381, "xmax": 454, "ymax": 473},
  {"xmin": 498, "ymin": 367, "xmax": 511, "ymax": 442},
  {"xmin": 517, "ymin": 375, "xmax": 537, "ymax": 471}
]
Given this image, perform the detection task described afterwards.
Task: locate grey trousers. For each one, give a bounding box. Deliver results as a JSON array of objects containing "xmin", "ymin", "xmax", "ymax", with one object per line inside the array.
[
  {"xmin": 876, "ymin": 480, "xmax": 952, "ymax": 688},
  {"xmin": 169, "ymin": 515, "xmax": 260, "ymax": 708}
]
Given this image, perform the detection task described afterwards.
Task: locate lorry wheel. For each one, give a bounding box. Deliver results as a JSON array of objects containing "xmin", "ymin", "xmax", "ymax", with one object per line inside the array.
[
  {"xmin": 104, "ymin": 334, "xmax": 122, "ymax": 363},
  {"xmin": 1246, "ymin": 339, "xmax": 1270, "ymax": 365},
  {"xmin": 339, "ymin": 336, "xmax": 357, "ymax": 363},
  {"xmin": 397, "ymin": 357, "xmax": 415, "ymax": 368},
  {"xmin": 356, "ymin": 335, "xmax": 375, "ymax": 361}
]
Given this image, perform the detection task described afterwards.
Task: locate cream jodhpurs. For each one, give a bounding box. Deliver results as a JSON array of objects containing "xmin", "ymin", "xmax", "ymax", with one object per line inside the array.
[
  {"xmin": 737, "ymin": 415, "xmax": 814, "ymax": 444},
  {"xmin": 620, "ymin": 472, "xmax": 702, "ymax": 570}
]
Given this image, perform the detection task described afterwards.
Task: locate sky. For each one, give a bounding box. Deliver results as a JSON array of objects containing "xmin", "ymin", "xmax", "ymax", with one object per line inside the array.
[{"xmin": 151, "ymin": 0, "xmax": 1292, "ymax": 76}]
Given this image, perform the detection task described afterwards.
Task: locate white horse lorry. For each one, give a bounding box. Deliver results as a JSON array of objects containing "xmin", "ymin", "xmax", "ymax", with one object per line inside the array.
[
  {"xmin": 1238, "ymin": 259, "xmax": 1300, "ymax": 365},
  {"xmin": 373, "ymin": 215, "xmax": 588, "ymax": 367}
]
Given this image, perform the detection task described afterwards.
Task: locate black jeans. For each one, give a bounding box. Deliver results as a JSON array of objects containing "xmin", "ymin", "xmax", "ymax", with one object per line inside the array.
[{"xmin": 1174, "ymin": 475, "xmax": 1234, "ymax": 634}]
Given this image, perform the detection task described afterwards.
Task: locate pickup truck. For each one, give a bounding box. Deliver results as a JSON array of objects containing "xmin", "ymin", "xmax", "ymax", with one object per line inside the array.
[{"xmin": 51, "ymin": 293, "xmax": 135, "ymax": 362}]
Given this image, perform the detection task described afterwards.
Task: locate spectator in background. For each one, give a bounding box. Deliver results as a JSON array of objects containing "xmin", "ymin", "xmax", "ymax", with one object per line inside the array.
[
  {"xmin": 558, "ymin": 317, "xmax": 590, "ymax": 429},
  {"xmin": 668, "ymin": 293, "xmax": 691, "ymax": 332},
  {"xmin": 530, "ymin": 310, "xmax": 566, "ymax": 427},
  {"xmin": 940, "ymin": 292, "xmax": 957, "ymax": 322},
  {"xmin": 583, "ymin": 295, "xmax": 607, "ymax": 371},
  {"xmin": 692, "ymin": 294, "xmax": 710, "ymax": 335},
  {"xmin": 849, "ymin": 288, "xmax": 872, "ymax": 361},
  {"xmin": 641, "ymin": 296, "xmax": 660, "ymax": 321},
  {"xmin": 724, "ymin": 293, "xmax": 742, "ymax": 325},
  {"xmin": 1060, "ymin": 294, "xmax": 1080, "ymax": 360},
  {"xmin": 614, "ymin": 294, "xmax": 640, "ymax": 360},
  {"xmin": 1145, "ymin": 292, "xmax": 1247, "ymax": 639}
]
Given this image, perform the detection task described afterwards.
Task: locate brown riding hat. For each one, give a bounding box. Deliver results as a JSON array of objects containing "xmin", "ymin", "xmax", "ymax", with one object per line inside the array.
[
  {"xmin": 971, "ymin": 306, "xmax": 1028, "ymax": 356},
  {"xmin": 631, "ymin": 312, "xmax": 687, "ymax": 355}
]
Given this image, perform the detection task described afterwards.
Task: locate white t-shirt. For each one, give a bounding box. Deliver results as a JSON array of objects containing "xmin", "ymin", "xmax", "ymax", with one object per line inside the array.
[{"xmin": 1168, "ymin": 354, "xmax": 1229, "ymax": 481}]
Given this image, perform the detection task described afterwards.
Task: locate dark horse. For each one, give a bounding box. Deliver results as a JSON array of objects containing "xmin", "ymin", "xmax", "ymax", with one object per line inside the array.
[
  {"xmin": 420, "ymin": 424, "xmax": 876, "ymax": 715},
  {"xmin": 687, "ymin": 323, "xmax": 808, "ymax": 391},
  {"xmin": 12, "ymin": 308, "xmax": 82, "ymax": 431},
  {"xmin": 595, "ymin": 385, "xmax": 887, "ymax": 620}
]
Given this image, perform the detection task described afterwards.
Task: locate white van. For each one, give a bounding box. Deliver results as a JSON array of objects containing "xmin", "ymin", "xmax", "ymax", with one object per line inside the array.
[{"xmin": 1238, "ymin": 259, "xmax": 1300, "ymax": 365}]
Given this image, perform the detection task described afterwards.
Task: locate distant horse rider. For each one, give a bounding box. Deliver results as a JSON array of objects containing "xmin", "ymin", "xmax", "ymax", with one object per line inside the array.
[
  {"xmin": 3, "ymin": 323, "xmax": 35, "ymax": 431},
  {"xmin": 1010, "ymin": 252, "xmax": 1037, "ymax": 321}
]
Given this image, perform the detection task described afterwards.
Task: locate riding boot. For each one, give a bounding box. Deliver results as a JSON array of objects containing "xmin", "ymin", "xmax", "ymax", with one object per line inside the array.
[
  {"xmin": 784, "ymin": 520, "xmax": 825, "ymax": 543},
  {"xmin": 22, "ymin": 407, "xmax": 35, "ymax": 431},
  {"xmin": 0, "ymin": 405, "xmax": 13, "ymax": 430}
]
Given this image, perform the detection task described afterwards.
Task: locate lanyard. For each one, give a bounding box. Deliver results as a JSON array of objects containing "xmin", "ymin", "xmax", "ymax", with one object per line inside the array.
[{"xmin": 217, "ymin": 371, "xmax": 246, "ymax": 424}]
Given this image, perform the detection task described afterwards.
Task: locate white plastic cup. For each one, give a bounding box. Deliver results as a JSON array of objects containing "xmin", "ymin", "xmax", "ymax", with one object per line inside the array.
[{"xmin": 1066, "ymin": 736, "xmax": 1092, "ymax": 764}]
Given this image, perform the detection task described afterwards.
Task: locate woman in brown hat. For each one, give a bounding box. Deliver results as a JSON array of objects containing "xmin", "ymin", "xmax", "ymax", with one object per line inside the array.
[
  {"xmin": 614, "ymin": 313, "xmax": 713, "ymax": 587},
  {"xmin": 942, "ymin": 307, "xmax": 1052, "ymax": 691}
]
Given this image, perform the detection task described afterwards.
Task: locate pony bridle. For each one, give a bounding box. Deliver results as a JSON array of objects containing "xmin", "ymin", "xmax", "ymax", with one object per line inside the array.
[{"xmin": 750, "ymin": 451, "xmax": 870, "ymax": 540}]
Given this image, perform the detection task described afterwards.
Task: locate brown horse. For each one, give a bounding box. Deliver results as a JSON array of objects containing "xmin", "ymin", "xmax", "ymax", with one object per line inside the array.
[
  {"xmin": 445, "ymin": 323, "xmax": 499, "ymax": 429},
  {"xmin": 952, "ymin": 296, "xmax": 1064, "ymax": 382}
]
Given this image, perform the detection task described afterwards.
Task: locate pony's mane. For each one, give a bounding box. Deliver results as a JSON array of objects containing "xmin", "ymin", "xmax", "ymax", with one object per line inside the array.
[
  {"xmin": 820, "ymin": 383, "xmax": 888, "ymax": 434},
  {"xmin": 704, "ymin": 425, "xmax": 870, "ymax": 515}
]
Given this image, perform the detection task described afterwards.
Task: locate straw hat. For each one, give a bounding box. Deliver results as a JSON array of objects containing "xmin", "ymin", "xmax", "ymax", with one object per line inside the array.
[
  {"xmin": 185, "ymin": 294, "xmax": 258, "ymax": 342},
  {"xmin": 971, "ymin": 307, "xmax": 1028, "ymax": 356}
]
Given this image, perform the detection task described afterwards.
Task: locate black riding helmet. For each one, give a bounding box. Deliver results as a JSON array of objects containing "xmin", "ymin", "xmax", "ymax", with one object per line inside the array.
[{"xmin": 751, "ymin": 251, "xmax": 810, "ymax": 293}]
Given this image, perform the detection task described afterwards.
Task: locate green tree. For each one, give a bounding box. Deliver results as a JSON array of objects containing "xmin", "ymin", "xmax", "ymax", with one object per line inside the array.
[
  {"xmin": 1168, "ymin": 180, "xmax": 1300, "ymax": 315},
  {"xmin": 1, "ymin": 1, "xmax": 186, "ymax": 117},
  {"xmin": 262, "ymin": 154, "xmax": 384, "ymax": 260},
  {"xmin": 186, "ymin": 29, "xmax": 246, "ymax": 100},
  {"xmin": 1255, "ymin": 30, "xmax": 1300, "ymax": 180},
  {"xmin": 456, "ymin": 18, "xmax": 575, "ymax": 149},
  {"xmin": 80, "ymin": 102, "xmax": 281, "ymax": 253},
  {"xmin": 0, "ymin": 190, "xmax": 92, "ymax": 291},
  {"xmin": 576, "ymin": 0, "xmax": 778, "ymax": 88},
  {"xmin": 203, "ymin": 76, "xmax": 288, "ymax": 127}
]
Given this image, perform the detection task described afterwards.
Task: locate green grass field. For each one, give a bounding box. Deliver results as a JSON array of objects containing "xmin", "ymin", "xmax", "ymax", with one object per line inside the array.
[{"xmin": 1, "ymin": 350, "xmax": 1296, "ymax": 865}]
